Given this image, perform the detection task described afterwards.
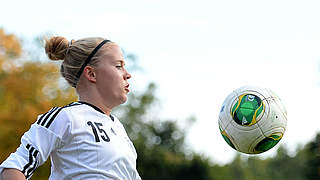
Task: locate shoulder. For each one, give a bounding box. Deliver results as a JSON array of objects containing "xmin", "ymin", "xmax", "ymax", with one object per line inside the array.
[
  {"xmin": 35, "ymin": 102, "xmax": 81, "ymax": 128},
  {"xmin": 110, "ymin": 114, "xmax": 121, "ymax": 126},
  {"xmin": 33, "ymin": 102, "xmax": 84, "ymax": 137},
  {"xmin": 110, "ymin": 115, "xmax": 128, "ymax": 134}
]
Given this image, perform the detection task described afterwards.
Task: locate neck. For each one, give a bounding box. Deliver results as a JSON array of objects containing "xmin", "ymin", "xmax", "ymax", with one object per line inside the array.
[
  {"xmin": 77, "ymin": 87, "xmax": 113, "ymax": 115},
  {"xmin": 78, "ymin": 96, "xmax": 112, "ymax": 115}
]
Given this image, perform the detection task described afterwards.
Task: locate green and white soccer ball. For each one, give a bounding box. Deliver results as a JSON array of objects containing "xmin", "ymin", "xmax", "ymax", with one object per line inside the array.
[{"xmin": 218, "ymin": 86, "xmax": 287, "ymax": 154}]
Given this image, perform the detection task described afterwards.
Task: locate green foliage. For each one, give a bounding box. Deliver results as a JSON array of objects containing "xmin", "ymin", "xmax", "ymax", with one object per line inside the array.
[
  {"xmin": 304, "ymin": 133, "xmax": 320, "ymax": 179},
  {"xmin": 114, "ymin": 82, "xmax": 215, "ymax": 180},
  {"xmin": 264, "ymin": 146, "xmax": 307, "ymax": 180}
]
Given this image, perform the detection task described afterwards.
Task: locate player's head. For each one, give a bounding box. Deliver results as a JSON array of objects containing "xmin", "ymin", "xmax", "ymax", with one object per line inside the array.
[{"xmin": 45, "ymin": 36, "xmax": 131, "ymax": 108}]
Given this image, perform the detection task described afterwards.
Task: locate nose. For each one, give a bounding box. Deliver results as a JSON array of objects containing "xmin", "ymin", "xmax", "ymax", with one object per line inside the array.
[{"xmin": 124, "ymin": 70, "xmax": 131, "ymax": 80}]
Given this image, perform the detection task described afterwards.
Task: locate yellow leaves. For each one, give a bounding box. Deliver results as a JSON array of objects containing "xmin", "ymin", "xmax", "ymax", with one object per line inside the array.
[
  {"xmin": 0, "ymin": 29, "xmax": 77, "ymax": 162},
  {"xmin": 0, "ymin": 61, "xmax": 77, "ymax": 124},
  {"xmin": 0, "ymin": 29, "xmax": 21, "ymax": 59}
]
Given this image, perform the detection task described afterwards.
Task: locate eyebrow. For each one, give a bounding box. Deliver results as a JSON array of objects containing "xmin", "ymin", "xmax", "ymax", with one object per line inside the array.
[{"xmin": 115, "ymin": 60, "xmax": 125, "ymax": 64}]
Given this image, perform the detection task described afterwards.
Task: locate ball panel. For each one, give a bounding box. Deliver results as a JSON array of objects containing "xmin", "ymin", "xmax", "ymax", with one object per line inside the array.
[
  {"xmin": 254, "ymin": 133, "xmax": 283, "ymax": 153},
  {"xmin": 218, "ymin": 114, "xmax": 229, "ymax": 130},
  {"xmin": 219, "ymin": 126, "xmax": 236, "ymax": 150},
  {"xmin": 225, "ymin": 123, "xmax": 263, "ymax": 154},
  {"xmin": 258, "ymin": 97, "xmax": 287, "ymax": 132},
  {"xmin": 265, "ymin": 88, "xmax": 287, "ymax": 117},
  {"xmin": 219, "ymin": 91, "xmax": 239, "ymax": 126},
  {"xmin": 234, "ymin": 86, "xmax": 270, "ymax": 100},
  {"xmin": 229, "ymin": 116, "xmax": 261, "ymax": 131},
  {"xmin": 231, "ymin": 94, "xmax": 265, "ymax": 126}
]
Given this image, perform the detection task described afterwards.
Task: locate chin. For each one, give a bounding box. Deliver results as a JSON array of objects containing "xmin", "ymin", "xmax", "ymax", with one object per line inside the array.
[{"xmin": 119, "ymin": 96, "xmax": 128, "ymax": 104}]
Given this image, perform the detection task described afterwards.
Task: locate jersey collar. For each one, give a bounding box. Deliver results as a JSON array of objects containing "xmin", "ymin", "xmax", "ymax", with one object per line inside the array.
[
  {"xmin": 78, "ymin": 101, "xmax": 105, "ymax": 114},
  {"xmin": 78, "ymin": 101, "xmax": 115, "ymax": 121}
]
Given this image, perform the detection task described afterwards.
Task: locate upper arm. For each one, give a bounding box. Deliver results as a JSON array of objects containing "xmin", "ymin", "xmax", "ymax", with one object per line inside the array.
[
  {"xmin": 1, "ymin": 168, "xmax": 26, "ymax": 180},
  {"xmin": 0, "ymin": 108, "xmax": 72, "ymax": 179}
]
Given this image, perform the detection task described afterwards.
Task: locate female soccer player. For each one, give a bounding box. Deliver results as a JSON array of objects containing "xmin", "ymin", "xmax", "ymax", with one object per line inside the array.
[{"xmin": 0, "ymin": 37, "xmax": 142, "ymax": 180}]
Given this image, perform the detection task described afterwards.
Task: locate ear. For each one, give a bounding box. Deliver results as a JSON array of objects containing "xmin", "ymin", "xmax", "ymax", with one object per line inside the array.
[{"xmin": 83, "ymin": 66, "xmax": 97, "ymax": 83}]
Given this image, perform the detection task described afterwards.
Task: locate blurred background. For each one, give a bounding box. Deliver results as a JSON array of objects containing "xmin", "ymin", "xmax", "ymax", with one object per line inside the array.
[{"xmin": 0, "ymin": 0, "xmax": 320, "ymax": 179}]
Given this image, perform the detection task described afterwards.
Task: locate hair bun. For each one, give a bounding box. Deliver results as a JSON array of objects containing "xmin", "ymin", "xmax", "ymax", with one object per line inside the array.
[{"xmin": 45, "ymin": 36, "xmax": 69, "ymax": 61}]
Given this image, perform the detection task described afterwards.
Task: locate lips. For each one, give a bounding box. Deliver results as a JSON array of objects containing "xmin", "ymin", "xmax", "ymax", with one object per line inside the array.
[{"xmin": 125, "ymin": 84, "xmax": 130, "ymax": 93}]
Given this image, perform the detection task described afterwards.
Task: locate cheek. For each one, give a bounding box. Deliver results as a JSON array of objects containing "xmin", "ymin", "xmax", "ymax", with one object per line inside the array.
[{"xmin": 97, "ymin": 70, "xmax": 122, "ymax": 87}]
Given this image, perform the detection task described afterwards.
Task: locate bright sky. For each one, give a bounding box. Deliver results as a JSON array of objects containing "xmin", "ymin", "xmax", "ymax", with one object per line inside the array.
[{"xmin": 1, "ymin": 0, "xmax": 320, "ymax": 164}]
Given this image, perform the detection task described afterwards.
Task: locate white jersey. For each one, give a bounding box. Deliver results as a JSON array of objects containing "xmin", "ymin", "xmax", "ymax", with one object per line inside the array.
[{"xmin": 0, "ymin": 101, "xmax": 142, "ymax": 180}]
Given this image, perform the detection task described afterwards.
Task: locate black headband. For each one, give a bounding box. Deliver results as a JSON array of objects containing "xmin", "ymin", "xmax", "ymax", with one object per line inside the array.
[{"xmin": 76, "ymin": 40, "xmax": 110, "ymax": 79}]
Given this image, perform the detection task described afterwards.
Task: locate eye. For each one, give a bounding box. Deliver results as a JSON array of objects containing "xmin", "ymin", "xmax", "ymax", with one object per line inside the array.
[{"xmin": 116, "ymin": 64, "xmax": 123, "ymax": 70}]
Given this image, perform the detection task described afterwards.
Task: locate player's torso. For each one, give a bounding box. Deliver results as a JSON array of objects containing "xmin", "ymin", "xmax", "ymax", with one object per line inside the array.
[{"xmin": 50, "ymin": 104, "xmax": 138, "ymax": 179}]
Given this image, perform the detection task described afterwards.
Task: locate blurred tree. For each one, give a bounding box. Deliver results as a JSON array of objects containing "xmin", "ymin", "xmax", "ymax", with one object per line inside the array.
[
  {"xmin": 245, "ymin": 155, "xmax": 268, "ymax": 179},
  {"xmin": 304, "ymin": 133, "xmax": 320, "ymax": 179},
  {"xmin": 210, "ymin": 144, "xmax": 310, "ymax": 180},
  {"xmin": 0, "ymin": 29, "xmax": 77, "ymax": 179},
  {"xmin": 0, "ymin": 29, "xmax": 21, "ymax": 61},
  {"xmin": 114, "ymin": 81, "xmax": 216, "ymax": 180},
  {"xmin": 264, "ymin": 145, "xmax": 307, "ymax": 180}
]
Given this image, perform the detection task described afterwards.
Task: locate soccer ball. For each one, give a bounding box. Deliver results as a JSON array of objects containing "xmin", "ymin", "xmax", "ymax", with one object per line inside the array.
[{"xmin": 218, "ymin": 86, "xmax": 287, "ymax": 154}]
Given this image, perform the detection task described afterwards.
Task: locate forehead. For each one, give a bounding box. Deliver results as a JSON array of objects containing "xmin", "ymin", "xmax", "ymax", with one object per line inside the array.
[{"xmin": 98, "ymin": 44, "xmax": 124, "ymax": 61}]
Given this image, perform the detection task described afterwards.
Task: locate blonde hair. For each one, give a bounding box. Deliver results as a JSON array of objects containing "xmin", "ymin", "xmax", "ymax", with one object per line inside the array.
[{"xmin": 45, "ymin": 36, "xmax": 110, "ymax": 88}]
